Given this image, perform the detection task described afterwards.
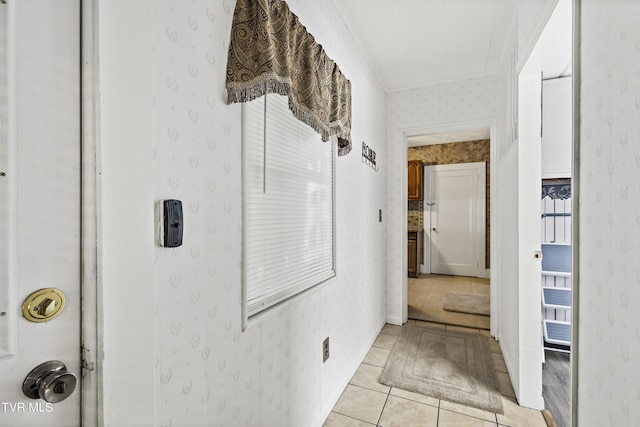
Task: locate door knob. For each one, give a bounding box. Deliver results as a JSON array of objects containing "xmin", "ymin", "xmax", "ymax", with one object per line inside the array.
[
  {"xmin": 432, "ymin": 227, "xmax": 437, "ymax": 232},
  {"xmin": 23, "ymin": 361, "xmax": 77, "ymax": 403}
]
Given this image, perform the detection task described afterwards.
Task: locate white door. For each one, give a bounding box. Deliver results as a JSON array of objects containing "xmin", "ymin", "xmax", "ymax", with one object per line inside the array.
[
  {"xmin": 515, "ymin": 56, "xmax": 544, "ymax": 408},
  {"xmin": 425, "ymin": 162, "xmax": 485, "ymax": 277},
  {"xmin": 0, "ymin": 1, "xmax": 82, "ymax": 425}
]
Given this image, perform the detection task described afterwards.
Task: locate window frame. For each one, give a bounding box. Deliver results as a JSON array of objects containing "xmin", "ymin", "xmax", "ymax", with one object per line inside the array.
[{"xmin": 241, "ymin": 93, "xmax": 337, "ymax": 325}]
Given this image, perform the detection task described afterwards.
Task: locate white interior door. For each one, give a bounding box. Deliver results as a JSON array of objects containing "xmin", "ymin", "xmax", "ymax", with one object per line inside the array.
[
  {"xmin": 0, "ymin": 1, "xmax": 81, "ymax": 425},
  {"xmin": 425, "ymin": 162, "xmax": 485, "ymax": 277},
  {"xmin": 514, "ymin": 54, "xmax": 544, "ymax": 409}
]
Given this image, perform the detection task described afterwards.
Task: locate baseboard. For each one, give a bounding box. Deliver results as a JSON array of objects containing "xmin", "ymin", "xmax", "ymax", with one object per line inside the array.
[
  {"xmin": 314, "ymin": 319, "xmax": 387, "ymax": 427},
  {"xmin": 386, "ymin": 315, "xmax": 403, "ymax": 326}
]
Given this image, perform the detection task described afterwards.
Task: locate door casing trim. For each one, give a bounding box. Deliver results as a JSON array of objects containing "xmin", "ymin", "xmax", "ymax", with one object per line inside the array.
[
  {"xmin": 80, "ymin": 0, "xmax": 101, "ymax": 425},
  {"xmin": 399, "ymin": 118, "xmax": 498, "ymax": 337}
]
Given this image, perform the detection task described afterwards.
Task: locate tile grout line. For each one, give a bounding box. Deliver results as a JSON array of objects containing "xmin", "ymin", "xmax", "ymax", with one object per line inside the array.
[
  {"xmin": 375, "ymin": 334, "xmax": 394, "ymax": 427},
  {"xmin": 347, "ymin": 382, "xmax": 390, "ymax": 395},
  {"xmin": 375, "ymin": 387, "xmax": 392, "ymax": 427},
  {"xmin": 330, "ymin": 409, "xmax": 376, "ymax": 426}
]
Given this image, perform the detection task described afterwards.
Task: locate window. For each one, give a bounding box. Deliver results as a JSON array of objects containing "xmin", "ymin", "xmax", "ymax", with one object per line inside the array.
[{"xmin": 242, "ymin": 94, "xmax": 335, "ymax": 318}]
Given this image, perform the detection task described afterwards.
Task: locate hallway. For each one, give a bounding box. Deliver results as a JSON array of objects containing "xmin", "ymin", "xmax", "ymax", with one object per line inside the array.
[
  {"xmin": 408, "ymin": 275, "xmax": 491, "ymax": 330},
  {"xmin": 323, "ymin": 321, "xmax": 548, "ymax": 427}
]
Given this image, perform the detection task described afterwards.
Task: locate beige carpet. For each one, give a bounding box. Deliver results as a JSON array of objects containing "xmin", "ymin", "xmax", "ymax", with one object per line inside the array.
[
  {"xmin": 442, "ymin": 292, "xmax": 490, "ymax": 316},
  {"xmin": 379, "ymin": 322, "xmax": 504, "ymax": 414}
]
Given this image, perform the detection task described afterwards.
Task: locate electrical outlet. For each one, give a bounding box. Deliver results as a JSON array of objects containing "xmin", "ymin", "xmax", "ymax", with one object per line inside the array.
[{"xmin": 323, "ymin": 337, "xmax": 330, "ymax": 363}]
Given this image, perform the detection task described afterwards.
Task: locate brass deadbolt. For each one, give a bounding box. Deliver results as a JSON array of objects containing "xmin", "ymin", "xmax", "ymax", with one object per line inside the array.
[{"xmin": 22, "ymin": 288, "xmax": 66, "ymax": 323}]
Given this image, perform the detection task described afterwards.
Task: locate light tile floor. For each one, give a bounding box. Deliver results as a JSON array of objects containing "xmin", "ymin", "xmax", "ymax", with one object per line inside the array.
[{"xmin": 323, "ymin": 322, "xmax": 549, "ymax": 427}]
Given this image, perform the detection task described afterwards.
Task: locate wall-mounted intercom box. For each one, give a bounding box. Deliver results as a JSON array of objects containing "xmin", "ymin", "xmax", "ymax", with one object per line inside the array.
[{"xmin": 156, "ymin": 199, "xmax": 183, "ymax": 248}]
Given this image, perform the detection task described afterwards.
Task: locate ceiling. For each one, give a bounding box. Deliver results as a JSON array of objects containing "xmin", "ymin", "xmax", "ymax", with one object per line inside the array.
[
  {"xmin": 333, "ymin": 0, "xmax": 572, "ymax": 144},
  {"xmin": 333, "ymin": 0, "xmax": 517, "ymax": 93}
]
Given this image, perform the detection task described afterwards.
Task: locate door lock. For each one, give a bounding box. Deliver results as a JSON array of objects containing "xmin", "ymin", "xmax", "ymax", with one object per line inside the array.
[
  {"xmin": 23, "ymin": 361, "xmax": 77, "ymax": 403},
  {"xmin": 22, "ymin": 288, "xmax": 66, "ymax": 322}
]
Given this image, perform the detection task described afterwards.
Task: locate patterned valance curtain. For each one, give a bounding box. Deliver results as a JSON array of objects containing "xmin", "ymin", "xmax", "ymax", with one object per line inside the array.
[
  {"xmin": 225, "ymin": 0, "xmax": 352, "ymax": 156},
  {"xmin": 542, "ymin": 179, "xmax": 571, "ymax": 200}
]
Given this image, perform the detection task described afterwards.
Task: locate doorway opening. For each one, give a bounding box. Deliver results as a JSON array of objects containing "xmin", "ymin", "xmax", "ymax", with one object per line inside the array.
[{"xmin": 405, "ymin": 128, "xmax": 491, "ymax": 331}]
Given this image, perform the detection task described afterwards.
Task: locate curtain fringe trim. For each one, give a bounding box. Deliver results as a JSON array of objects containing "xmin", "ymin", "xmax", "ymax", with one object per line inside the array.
[{"xmin": 227, "ymin": 75, "xmax": 352, "ymax": 156}]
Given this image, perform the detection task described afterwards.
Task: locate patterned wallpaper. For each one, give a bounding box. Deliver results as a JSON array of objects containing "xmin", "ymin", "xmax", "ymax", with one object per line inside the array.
[
  {"xmin": 152, "ymin": 1, "xmax": 387, "ymax": 425},
  {"xmin": 385, "ymin": 75, "xmax": 499, "ymax": 323},
  {"xmin": 577, "ymin": 1, "xmax": 640, "ymax": 425},
  {"xmin": 408, "ymin": 139, "xmax": 489, "ymax": 163},
  {"xmin": 408, "ymin": 140, "xmax": 491, "ymax": 268}
]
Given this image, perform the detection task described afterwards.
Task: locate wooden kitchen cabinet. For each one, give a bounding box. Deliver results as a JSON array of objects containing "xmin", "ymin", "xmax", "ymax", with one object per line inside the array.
[
  {"xmin": 408, "ymin": 231, "xmax": 423, "ymax": 278},
  {"xmin": 408, "ymin": 160, "xmax": 423, "ymax": 200}
]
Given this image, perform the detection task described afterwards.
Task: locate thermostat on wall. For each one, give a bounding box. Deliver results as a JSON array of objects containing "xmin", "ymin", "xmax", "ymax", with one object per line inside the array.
[{"xmin": 156, "ymin": 199, "xmax": 183, "ymax": 248}]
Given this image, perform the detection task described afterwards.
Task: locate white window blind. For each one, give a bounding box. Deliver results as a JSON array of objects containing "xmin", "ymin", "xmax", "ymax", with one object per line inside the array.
[{"xmin": 242, "ymin": 94, "xmax": 335, "ymax": 318}]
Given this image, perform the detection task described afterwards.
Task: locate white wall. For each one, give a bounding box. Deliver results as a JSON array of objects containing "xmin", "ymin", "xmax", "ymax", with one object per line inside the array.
[
  {"xmin": 577, "ymin": 1, "xmax": 640, "ymax": 425},
  {"xmin": 384, "ymin": 64, "xmax": 543, "ymax": 410},
  {"xmin": 542, "ymin": 77, "xmax": 572, "ymax": 178},
  {"xmin": 98, "ymin": 1, "xmax": 387, "ymax": 426},
  {"xmin": 385, "ymin": 75, "xmax": 500, "ymax": 325},
  {"xmin": 382, "ymin": 0, "xmax": 557, "ymax": 330},
  {"xmin": 97, "ymin": 1, "xmax": 155, "ymax": 425}
]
